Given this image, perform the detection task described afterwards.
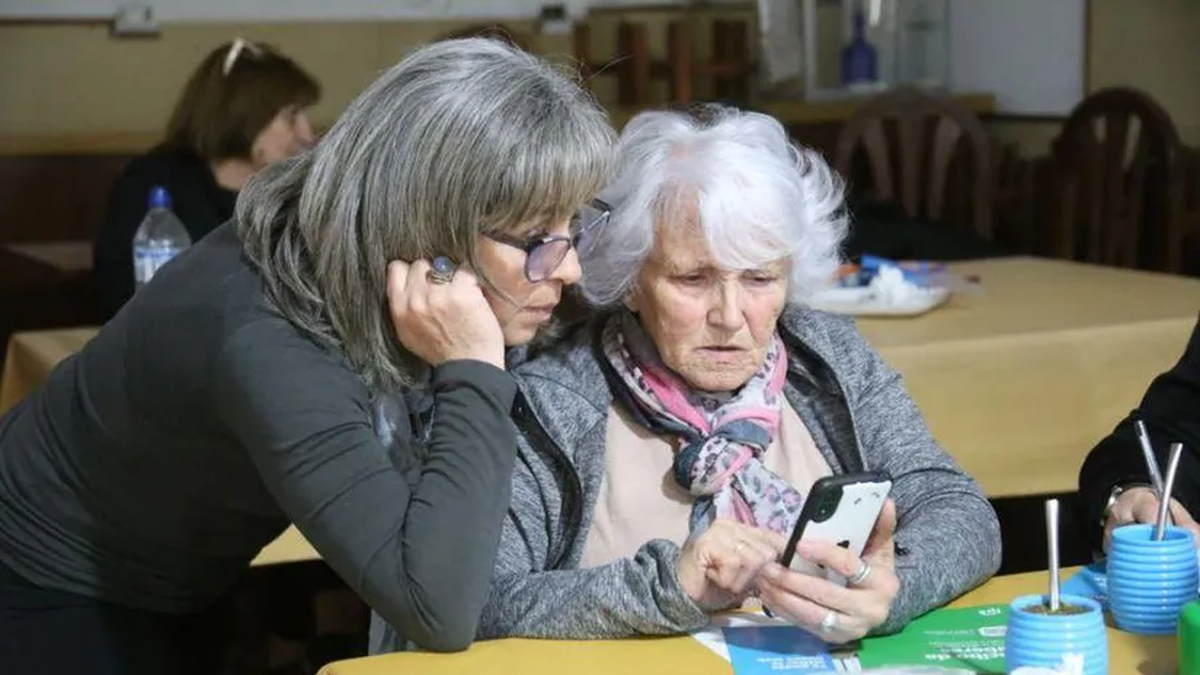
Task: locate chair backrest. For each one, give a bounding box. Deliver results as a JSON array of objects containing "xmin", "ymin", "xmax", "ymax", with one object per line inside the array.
[
  {"xmin": 834, "ymin": 87, "xmax": 994, "ymax": 239},
  {"xmin": 572, "ymin": 7, "xmax": 755, "ymax": 107},
  {"xmin": 1052, "ymin": 87, "xmax": 1184, "ymax": 269},
  {"xmin": 1169, "ymin": 148, "xmax": 1200, "ymax": 274}
]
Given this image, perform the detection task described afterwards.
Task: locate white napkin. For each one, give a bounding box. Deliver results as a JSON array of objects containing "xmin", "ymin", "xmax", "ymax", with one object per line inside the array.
[{"xmin": 868, "ymin": 266, "xmax": 923, "ymax": 305}]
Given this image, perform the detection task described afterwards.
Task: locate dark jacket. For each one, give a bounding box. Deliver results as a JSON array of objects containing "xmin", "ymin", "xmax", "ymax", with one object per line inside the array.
[
  {"xmin": 2, "ymin": 223, "xmax": 517, "ymax": 652},
  {"xmin": 371, "ymin": 308, "xmax": 1002, "ymax": 651},
  {"xmin": 93, "ymin": 145, "xmax": 237, "ymax": 320},
  {"xmin": 1079, "ymin": 314, "xmax": 1200, "ymax": 551}
]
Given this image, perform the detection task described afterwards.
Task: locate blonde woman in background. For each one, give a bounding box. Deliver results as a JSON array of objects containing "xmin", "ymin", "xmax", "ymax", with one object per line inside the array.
[{"xmin": 93, "ymin": 38, "xmax": 321, "ymax": 319}]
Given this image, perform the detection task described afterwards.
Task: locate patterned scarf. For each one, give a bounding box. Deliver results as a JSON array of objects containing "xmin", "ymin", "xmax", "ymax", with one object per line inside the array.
[{"xmin": 601, "ymin": 311, "xmax": 805, "ymax": 536}]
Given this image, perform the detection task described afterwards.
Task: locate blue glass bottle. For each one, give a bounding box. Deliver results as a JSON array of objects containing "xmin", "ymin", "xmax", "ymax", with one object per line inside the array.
[{"xmin": 841, "ymin": 6, "xmax": 878, "ymax": 88}]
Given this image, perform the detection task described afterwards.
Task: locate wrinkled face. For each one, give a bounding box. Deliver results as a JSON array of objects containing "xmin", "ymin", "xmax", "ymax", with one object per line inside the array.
[
  {"xmin": 251, "ymin": 105, "xmax": 315, "ymax": 166},
  {"xmin": 476, "ymin": 216, "xmax": 583, "ymax": 346},
  {"xmin": 626, "ymin": 208, "xmax": 789, "ymax": 392}
]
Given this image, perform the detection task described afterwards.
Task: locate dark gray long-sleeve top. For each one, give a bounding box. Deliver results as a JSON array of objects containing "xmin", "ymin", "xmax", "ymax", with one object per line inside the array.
[{"xmin": 0, "ymin": 223, "xmax": 516, "ymax": 652}]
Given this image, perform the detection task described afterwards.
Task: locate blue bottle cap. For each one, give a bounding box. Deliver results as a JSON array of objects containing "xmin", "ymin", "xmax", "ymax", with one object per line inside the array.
[{"xmin": 148, "ymin": 186, "xmax": 172, "ymax": 210}]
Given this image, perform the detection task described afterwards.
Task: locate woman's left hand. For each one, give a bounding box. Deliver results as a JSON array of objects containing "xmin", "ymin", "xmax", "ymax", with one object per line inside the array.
[{"xmin": 755, "ymin": 499, "xmax": 900, "ymax": 644}]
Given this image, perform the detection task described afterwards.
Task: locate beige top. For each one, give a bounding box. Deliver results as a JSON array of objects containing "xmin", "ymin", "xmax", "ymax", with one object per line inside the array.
[{"xmin": 580, "ymin": 402, "xmax": 832, "ymax": 568}]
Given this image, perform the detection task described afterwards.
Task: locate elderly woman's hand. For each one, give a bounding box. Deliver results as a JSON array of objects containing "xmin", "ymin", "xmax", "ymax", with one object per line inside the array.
[
  {"xmin": 756, "ymin": 500, "xmax": 900, "ymax": 644},
  {"xmin": 387, "ymin": 260, "xmax": 505, "ymax": 370},
  {"xmin": 676, "ymin": 520, "xmax": 787, "ymax": 611}
]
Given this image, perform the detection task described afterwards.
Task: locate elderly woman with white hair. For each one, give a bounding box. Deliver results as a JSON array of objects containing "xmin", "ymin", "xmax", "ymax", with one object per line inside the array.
[
  {"xmin": 381, "ymin": 103, "xmax": 1000, "ymax": 650},
  {"xmin": 0, "ymin": 38, "xmax": 614, "ymax": 672}
]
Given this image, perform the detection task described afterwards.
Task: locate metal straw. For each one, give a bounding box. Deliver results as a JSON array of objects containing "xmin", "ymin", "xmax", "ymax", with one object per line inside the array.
[
  {"xmin": 1136, "ymin": 420, "xmax": 1166, "ymax": 497},
  {"xmin": 1047, "ymin": 498, "xmax": 1061, "ymax": 611},
  {"xmin": 1154, "ymin": 443, "xmax": 1185, "ymax": 541}
]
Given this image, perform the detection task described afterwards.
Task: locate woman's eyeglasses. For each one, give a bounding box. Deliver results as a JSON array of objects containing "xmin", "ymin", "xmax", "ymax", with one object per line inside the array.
[{"xmin": 486, "ymin": 198, "xmax": 612, "ymax": 282}]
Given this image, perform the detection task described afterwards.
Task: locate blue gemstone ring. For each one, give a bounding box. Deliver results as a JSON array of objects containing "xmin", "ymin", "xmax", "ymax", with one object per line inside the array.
[{"xmin": 428, "ymin": 256, "xmax": 456, "ymax": 284}]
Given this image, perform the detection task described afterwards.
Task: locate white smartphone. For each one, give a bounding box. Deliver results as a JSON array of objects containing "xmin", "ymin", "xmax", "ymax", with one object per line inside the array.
[{"xmin": 779, "ymin": 471, "xmax": 893, "ymax": 586}]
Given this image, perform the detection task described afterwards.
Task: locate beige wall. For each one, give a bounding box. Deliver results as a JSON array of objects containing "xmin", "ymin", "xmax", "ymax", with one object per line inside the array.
[
  {"xmin": 2, "ymin": 0, "xmax": 1199, "ymax": 152},
  {"xmin": 0, "ymin": 19, "xmax": 557, "ymax": 141},
  {"xmin": 991, "ymin": 0, "xmax": 1200, "ymax": 156},
  {"xmin": 1, "ymin": 23, "xmax": 375, "ymax": 139},
  {"xmin": 1089, "ymin": 0, "xmax": 1200, "ymax": 145}
]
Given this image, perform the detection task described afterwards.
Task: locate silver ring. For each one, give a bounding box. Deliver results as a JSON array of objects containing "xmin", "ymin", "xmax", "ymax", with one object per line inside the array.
[
  {"xmin": 428, "ymin": 256, "xmax": 455, "ymax": 284},
  {"xmin": 846, "ymin": 561, "xmax": 872, "ymax": 587},
  {"xmin": 819, "ymin": 610, "xmax": 839, "ymax": 633}
]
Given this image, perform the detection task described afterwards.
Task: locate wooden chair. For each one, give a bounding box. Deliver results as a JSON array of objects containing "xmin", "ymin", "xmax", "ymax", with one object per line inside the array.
[
  {"xmin": 1170, "ymin": 146, "xmax": 1200, "ymax": 274},
  {"xmin": 573, "ymin": 12, "xmax": 754, "ymax": 107},
  {"xmin": 993, "ymin": 143, "xmax": 1038, "ymax": 253},
  {"xmin": 834, "ymin": 87, "xmax": 994, "ymax": 240},
  {"xmin": 1050, "ymin": 87, "xmax": 1185, "ymax": 270}
]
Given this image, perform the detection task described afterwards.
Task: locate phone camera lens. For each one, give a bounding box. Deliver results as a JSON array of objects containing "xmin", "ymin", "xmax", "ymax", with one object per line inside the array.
[{"xmin": 811, "ymin": 488, "xmax": 841, "ymax": 523}]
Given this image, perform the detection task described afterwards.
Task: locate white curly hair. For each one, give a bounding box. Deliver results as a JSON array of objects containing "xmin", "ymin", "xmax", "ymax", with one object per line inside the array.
[{"xmin": 578, "ymin": 103, "xmax": 847, "ymax": 308}]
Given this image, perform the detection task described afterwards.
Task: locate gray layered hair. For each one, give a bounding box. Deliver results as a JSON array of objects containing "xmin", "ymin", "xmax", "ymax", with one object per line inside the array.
[
  {"xmin": 237, "ymin": 38, "xmax": 615, "ymax": 391},
  {"xmin": 578, "ymin": 104, "xmax": 846, "ymax": 307}
]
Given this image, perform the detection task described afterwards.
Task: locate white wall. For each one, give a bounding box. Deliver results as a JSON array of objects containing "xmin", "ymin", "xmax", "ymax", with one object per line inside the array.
[
  {"xmin": 0, "ymin": 0, "xmax": 719, "ymax": 21},
  {"xmin": 948, "ymin": 0, "xmax": 1086, "ymax": 115}
]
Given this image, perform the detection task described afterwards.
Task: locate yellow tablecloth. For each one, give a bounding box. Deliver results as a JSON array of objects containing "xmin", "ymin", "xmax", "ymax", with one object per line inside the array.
[
  {"xmin": 854, "ymin": 257, "xmax": 1200, "ymax": 498},
  {"xmin": 316, "ymin": 566, "xmax": 1176, "ymax": 674},
  {"xmin": 0, "ymin": 327, "xmax": 95, "ymax": 413}
]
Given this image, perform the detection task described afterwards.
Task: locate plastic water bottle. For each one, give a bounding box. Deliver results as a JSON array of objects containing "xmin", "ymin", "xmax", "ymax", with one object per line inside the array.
[{"xmin": 132, "ymin": 186, "xmax": 191, "ymax": 289}]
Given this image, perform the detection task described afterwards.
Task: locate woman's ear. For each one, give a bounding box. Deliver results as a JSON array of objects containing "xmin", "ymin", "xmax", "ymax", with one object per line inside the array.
[{"xmin": 622, "ymin": 286, "xmax": 639, "ymax": 313}]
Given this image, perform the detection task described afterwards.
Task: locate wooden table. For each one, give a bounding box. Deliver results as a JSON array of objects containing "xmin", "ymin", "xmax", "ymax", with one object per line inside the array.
[
  {"xmin": 0, "ymin": 327, "xmax": 317, "ymax": 567},
  {"xmin": 0, "ymin": 327, "xmax": 95, "ymax": 412},
  {"xmin": 316, "ymin": 567, "xmax": 1177, "ymax": 674},
  {"xmin": 857, "ymin": 257, "xmax": 1200, "ymax": 498},
  {"xmin": 3, "ymin": 240, "xmax": 93, "ymax": 274}
]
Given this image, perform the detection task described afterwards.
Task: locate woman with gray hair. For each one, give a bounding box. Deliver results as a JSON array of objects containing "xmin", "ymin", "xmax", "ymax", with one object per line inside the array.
[
  {"xmin": 0, "ymin": 38, "xmax": 613, "ymax": 672},
  {"xmin": 453, "ymin": 104, "xmax": 999, "ymax": 646}
]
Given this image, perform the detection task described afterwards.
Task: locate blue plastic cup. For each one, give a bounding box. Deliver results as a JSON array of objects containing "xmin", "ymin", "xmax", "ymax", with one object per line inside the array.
[
  {"xmin": 1005, "ymin": 593, "xmax": 1107, "ymax": 675},
  {"xmin": 1107, "ymin": 523, "xmax": 1199, "ymax": 635}
]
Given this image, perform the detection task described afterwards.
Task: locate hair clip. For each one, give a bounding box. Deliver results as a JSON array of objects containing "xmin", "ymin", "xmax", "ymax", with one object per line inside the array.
[{"xmin": 222, "ymin": 37, "xmax": 261, "ymax": 76}]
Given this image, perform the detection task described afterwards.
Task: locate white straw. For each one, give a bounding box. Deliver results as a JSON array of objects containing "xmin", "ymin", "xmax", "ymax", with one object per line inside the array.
[
  {"xmin": 1154, "ymin": 443, "xmax": 1184, "ymax": 541},
  {"xmin": 1047, "ymin": 498, "xmax": 1060, "ymax": 611}
]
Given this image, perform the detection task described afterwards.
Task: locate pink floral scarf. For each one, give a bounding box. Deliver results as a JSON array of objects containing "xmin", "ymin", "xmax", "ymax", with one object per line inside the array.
[{"xmin": 602, "ymin": 311, "xmax": 805, "ymax": 536}]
